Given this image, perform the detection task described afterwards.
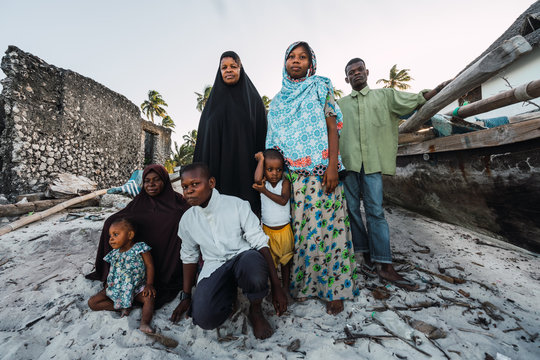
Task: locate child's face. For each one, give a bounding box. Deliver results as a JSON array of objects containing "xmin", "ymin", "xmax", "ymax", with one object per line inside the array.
[
  {"xmin": 286, "ymin": 45, "xmax": 310, "ymax": 79},
  {"xmin": 109, "ymin": 222, "xmax": 135, "ymax": 252},
  {"xmin": 264, "ymin": 158, "xmax": 284, "ymax": 186},
  {"xmin": 181, "ymin": 169, "xmax": 215, "ymax": 207},
  {"xmin": 220, "ymin": 57, "xmax": 241, "ymax": 85}
]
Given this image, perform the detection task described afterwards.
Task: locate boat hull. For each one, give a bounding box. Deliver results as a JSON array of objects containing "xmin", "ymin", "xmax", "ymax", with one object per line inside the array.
[{"xmin": 383, "ymin": 137, "xmax": 540, "ymax": 252}]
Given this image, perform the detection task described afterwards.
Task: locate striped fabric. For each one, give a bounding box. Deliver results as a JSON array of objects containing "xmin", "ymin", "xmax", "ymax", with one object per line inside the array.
[{"xmin": 107, "ymin": 170, "xmax": 143, "ymax": 197}]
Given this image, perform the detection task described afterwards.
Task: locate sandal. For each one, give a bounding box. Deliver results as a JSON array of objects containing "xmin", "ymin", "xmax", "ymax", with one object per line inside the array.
[
  {"xmin": 360, "ymin": 263, "xmax": 378, "ymax": 278},
  {"xmin": 59, "ymin": 213, "xmax": 83, "ymax": 222}
]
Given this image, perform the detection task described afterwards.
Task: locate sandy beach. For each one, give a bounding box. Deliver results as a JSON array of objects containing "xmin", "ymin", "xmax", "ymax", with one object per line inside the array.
[{"xmin": 0, "ymin": 201, "xmax": 539, "ymax": 360}]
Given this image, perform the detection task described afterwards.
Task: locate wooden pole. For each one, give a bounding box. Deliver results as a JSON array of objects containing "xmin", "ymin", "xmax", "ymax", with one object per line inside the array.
[
  {"xmin": 446, "ymin": 79, "xmax": 540, "ymax": 119},
  {"xmin": 0, "ymin": 189, "xmax": 108, "ymax": 237},
  {"xmin": 399, "ymin": 35, "xmax": 532, "ymax": 134}
]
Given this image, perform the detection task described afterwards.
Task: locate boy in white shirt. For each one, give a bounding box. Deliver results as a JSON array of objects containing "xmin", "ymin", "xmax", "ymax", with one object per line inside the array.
[{"xmin": 170, "ymin": 163, "xmax": 287, "ymax": 340}]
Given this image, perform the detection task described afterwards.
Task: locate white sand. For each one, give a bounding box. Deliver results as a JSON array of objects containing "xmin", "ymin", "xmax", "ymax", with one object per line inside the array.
[{"xmin": 0, "ymin": 204, "xmax": 539, "ymax": 360}]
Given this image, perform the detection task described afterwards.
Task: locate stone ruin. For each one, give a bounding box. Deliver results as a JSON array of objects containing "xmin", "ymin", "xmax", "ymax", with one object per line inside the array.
[{"xmin": 0, "ymin": 46, "xmax": 171, "ymax": 198}]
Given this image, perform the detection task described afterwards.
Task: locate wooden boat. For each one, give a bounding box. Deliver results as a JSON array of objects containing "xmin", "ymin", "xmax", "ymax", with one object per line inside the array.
[
  {"xmin": 382, "ymin": 5, "xmax": 540, "ymax": 252},
  {"xmin": 384, "ymin": 116, "xmax": 540, "ymax": 252}
]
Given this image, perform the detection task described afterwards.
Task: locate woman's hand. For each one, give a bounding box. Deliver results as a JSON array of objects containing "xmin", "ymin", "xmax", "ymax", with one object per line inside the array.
[
  {"xmin": 170, "ymin": 299, "xmax": 191, "ymax": 323},
  {"xmin": 322, "ymin": 166, "xmax": 339, "ymax": 194},
  {"xmin": 142, "ymin": 284, "xmax": 156, "ymax": 298}
]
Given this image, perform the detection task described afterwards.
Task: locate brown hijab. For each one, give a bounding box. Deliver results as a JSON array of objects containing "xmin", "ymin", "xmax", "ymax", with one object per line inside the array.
[{"xmin": 86, "ymin": 164, "xmax": 190, "ymax": 308}]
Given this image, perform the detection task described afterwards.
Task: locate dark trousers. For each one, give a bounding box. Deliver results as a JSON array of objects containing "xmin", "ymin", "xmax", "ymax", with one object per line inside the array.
[{"xmin": 191, "ymin": 249, "xmax": 269, "ymax": 330}]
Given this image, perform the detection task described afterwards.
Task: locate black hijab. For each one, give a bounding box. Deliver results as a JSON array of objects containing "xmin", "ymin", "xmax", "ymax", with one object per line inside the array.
[
  {"xmin": 86, "ymin": 164, "xmax": 190, "ymax": 308},
  {"xmin": 193, "ymin": 51, "xmax": 267, "ymax": 214}
]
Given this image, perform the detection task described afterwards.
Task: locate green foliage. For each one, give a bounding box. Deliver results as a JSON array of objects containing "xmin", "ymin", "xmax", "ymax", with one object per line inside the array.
[
  {"xmin": 141, "ymin": 90, "xmax": 168, "ymax": 123},
  {"xmin": 170, "ymin": 129, "xmax": 198, "ymax": 166},
  {"xmin": 333, "ymin": 88, "xmax": 344, "ymax": 99},
  {"xmin": 161, "ymin": 115, "xmax": 175, "ymax": 129},
  {"xmin": 261, "ymin": 95, "xmax": 272, "ymax": 111},
  {"xmin": 195, "ymin": 85, "xmax": 212, "ymax": 112},
  {"xmin": 376, "ymin": 64, "xmax": 413, "ymax": 90}
]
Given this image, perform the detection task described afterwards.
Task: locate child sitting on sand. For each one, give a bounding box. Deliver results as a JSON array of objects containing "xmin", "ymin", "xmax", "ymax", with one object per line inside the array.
[
  {"xmin": 252, "ymin": 149, "xmax": 294, "ymax": 296},
  {"xmin": 88, "ymin": 217, "xmax": 156, "ymax": 334}
]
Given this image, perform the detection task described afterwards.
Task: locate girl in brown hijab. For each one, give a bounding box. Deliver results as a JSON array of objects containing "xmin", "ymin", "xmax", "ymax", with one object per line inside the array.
[{"xmin": 86, "ymin": 164, "xmax": 190, "ymax": 308}]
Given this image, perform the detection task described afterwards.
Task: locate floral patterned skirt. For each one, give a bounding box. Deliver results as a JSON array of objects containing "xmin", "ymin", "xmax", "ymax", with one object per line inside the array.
[{"xmin": 288, "ymin": 173, "xmax": 359, "ymax": 301}]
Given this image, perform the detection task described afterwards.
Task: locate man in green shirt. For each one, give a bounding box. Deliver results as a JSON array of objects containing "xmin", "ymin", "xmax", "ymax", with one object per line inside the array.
[{"xmin": 338, "ymin": 58, "xmax": 447, "ymax": 290}]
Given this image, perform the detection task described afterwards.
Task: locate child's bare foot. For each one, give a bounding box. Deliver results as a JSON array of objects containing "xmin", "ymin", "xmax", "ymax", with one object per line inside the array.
[
  {"xmin": 326, "ymin": 300, "xmax": 344, "ymax": 315},
  {"xmin": 121, "ymin": 308, "xmax": 131, "ymax": 317},
  {"xmin": 248, "ymin": 303, "xmax": 273, "ymax": 339},
  {"xmin": 139, "ymin": 322, "xmax": 154, "ymax": 334}
]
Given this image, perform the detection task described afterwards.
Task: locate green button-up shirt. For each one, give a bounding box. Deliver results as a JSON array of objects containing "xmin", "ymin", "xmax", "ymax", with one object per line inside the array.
[{"xmin": 337, "ymin": 86, "xmax": 427, "ymax": 175}]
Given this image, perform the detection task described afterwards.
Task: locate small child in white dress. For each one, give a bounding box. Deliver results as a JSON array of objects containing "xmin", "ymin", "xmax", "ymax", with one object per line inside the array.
[
  {"xmin": 87, "ymin": 217, "xmax": 156, "ymax": 333},
  {"xmin": 253, "ymin": 149, "xmax": 294, "ymax": 295}
]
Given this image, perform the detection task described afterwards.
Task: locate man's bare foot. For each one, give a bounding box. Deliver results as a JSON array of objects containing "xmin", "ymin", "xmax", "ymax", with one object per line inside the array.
[
  {"xmin": 326, "ymin": 300, "xmax": 344, "ymax": 315},
  {"xmin": 121, "ymin": 308, "xmax": 131, "ymax": 317},
  {"xmin": 378, "ymin": 263, "xmax": 419, "ymax": 291},
  {"xmin": 248, "ymin": 303, "xmax": 273, "ymax": 339},
  {"xmin": 139, "ymin": 322, "xmax": 154, "ymax": 334}
]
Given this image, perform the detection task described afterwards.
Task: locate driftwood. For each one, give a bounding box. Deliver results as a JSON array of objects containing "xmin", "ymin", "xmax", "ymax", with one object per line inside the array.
[
  {"xmin": 46, "ymin": 173, "xmax": 98, "ymax": 199},
  {"xmin": 16, "ymin": 193, "xmax": 46, "ymax": 202},
  {"xmin": 446, "ymin": 79, "xmax": 540, "ymax": 119},
  {"xmin": 0, "ymin": 189, "xmax": 108, "ymax": 236},
  {"xmin": 0, "ymin": 198, "xmax": 98, "ymax": 217},
  {"xmin": 399, "ymin": 35, "xmax": 532, "ymax": 133}
]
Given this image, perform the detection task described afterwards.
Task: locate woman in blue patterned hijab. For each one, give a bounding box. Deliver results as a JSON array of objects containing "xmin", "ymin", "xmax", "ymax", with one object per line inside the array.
[{"xmin": 266, "ymin": 41, "xmax": 358, "ymax": 315}]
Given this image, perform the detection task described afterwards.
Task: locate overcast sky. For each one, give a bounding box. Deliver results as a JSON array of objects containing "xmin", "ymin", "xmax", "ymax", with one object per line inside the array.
[{"xmin": 0, "ymin": 0, "xmax": 535, "ymax": 145}]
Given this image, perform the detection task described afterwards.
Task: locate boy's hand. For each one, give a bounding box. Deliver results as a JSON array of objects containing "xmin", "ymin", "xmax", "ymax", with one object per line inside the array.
[
  {"xmin": 252, "ymin": 179, "xmax": 266, "ymax": 193},
  {"xmin": 254, "ymin": 152, "xmax": 264, "ymax": 162},
  {"xmin": 170, "ymin": 299, "xmax": 191, "ymax": 323},
  {"xmin": 322, "ymin": 166, "xmax": 339, "ymax": 194},
  {"xmin": 271, "ymin": 284, "xmax": 288, "ymax": 316},
  {"xmin": 142, "ymin": 284, "xmax": 156, "ymax": 297}
]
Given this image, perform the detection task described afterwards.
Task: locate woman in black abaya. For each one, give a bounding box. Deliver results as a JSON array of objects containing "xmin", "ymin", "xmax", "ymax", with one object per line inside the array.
[{"xmin": 193, "ymin": 51, "xmax": 267, "ymax": 214}]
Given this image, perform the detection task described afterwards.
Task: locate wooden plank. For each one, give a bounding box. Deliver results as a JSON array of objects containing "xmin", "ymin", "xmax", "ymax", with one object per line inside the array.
[
  {"xmin": 446, "ymin": 79, "xmax": 540, "ymax": 119},
  {"xmin": 399, "ymin": 35, "xmax": 532, "ymax": 134},
  {"xmin": 397, "ymin": 117, "xmax": 540, "ymax": 156},
  {"xmin": 398, "ymin": 129, "xmax": 437, "ymax": 145}
]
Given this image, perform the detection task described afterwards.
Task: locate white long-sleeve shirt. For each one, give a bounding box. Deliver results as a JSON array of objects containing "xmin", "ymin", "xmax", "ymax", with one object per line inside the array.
[{"xmin": 178, "ymin": 189, "xmax": 269, "ymax": 283}]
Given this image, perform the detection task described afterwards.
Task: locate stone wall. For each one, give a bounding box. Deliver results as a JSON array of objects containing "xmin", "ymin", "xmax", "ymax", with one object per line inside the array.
[{"xmin": 0, "ymin": 46, "xmax": 171, "ymax": 197}]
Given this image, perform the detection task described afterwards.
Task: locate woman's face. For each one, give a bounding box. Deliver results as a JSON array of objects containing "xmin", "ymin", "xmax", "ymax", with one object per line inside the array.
[
  {"xmin": 286, "ymin": 45, "xmax": 310, "ymax": 79},
  {"xmin": 220, "ymin": 57, "xmax": 241, "ymax": 85},
  {"xmin": 144, "ymin": 170, "xmax": 165, "ymax": 197}
]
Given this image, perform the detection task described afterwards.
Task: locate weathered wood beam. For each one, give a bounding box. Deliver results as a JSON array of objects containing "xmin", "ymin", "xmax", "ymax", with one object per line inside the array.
[
  {"xmin": 397, "ymin": 117, "xmax": 540, "ymax": 156},
  {"xmin": 446, "ymin": 79, "xmax": 540, "ymax": 119},
  {"xmin": 0, "ymin": 198, "xmax": 99, "ymax": 217},
  {"xmin": 0, "ymin": 189, "xmax": 108, "ymax": 236},
  {"xmin": 399, "ymin": 35, "xmax": 532, "ymax": 134},
  {"xmin": 398, "ymin": 129, "xmax": 437, "ymax": 145}
]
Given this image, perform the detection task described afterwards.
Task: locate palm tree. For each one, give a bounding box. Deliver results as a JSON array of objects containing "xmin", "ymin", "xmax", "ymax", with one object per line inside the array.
[
  {"xmin": 141, "ymin": 90, "xmax": 168, "ymax": 123},
  {"xmin": 182, "ymin": 129, "xmax": 197, "ymax": 148},
  {"xmin": 376, "ymin": 64, "xmax": 413, "ymax": 90},
  {"xmin": 161, "ymin": 115, "xmax": 175, "ymax": 129},
  {"xmin": 195, "ymin": 85, "xmax": 212, "ymax": 112},
  {"xmin": 333, "ymin": 88, "xmax": 344, "ymax": 99},
  {"xmin": 170, "ymin": 129, "xmax": 198, "ymax": 166},
  {"xmin": 262, "ymin": 95, "xmax": 272, "ymax": 111}
]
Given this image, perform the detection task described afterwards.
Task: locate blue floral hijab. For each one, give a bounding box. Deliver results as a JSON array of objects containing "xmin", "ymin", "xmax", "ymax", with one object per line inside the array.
[{"xmin": 266, "ymin": 41, "xmax": 343, "ymax": 176}]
